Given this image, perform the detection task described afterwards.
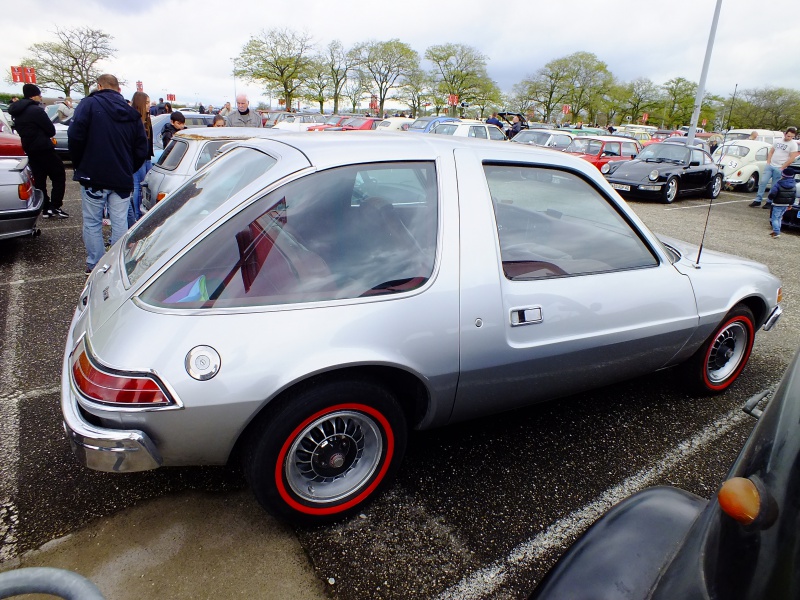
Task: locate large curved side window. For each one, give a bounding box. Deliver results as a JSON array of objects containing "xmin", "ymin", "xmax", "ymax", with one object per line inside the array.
[
  {"xmin": 140, "ymin": 162, "xmax": 438, "ymax": 309},
  {"xmin": 485, "ymin": 164, "xmax": 658, "ymax": 280},
  {"xmin": 124, "ymin": 147, "xmax": 277, "ymax": 285}
]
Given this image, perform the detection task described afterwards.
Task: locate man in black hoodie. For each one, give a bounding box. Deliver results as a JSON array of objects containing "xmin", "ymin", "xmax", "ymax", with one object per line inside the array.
[
  {"xmin": 8, "ymin": 83, "xmax": 68, "ymax": 218},
  {"xmin": 68, "ymin": 73, "xmax": 148, "ymax": 275}
]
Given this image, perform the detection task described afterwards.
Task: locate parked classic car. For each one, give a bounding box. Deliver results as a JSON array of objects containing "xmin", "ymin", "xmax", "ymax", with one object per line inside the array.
[
  {"xmin": 325, "ymin": 116, "xmax": 382, "ymax": 131},
  {"xmin": 713, "ymin": 140, "xmax": 771, "ymax": 192},
  {"xmin": 510, "ymin": 129, "xmax": 573, "ymax": 150},
  {"xmin": 270, "ymin": 113, "xmax": 328, "ymax": 132},
  {"xmin": 61, "ymin": 133, "xmax": 781, "ymax": 527},
  {"xmin": 604, "ymin": 142, "xmax": 722, "ymax": 203},
  {"xmin": 430, "ymin": 120, "xmax": 506, "ymax": 140},
  {"xmin": 407, "ymin": 115, "xmax": 459, "ymax": 133},
  {"xmin": 375, "ymin": 117, "xmax": 414, "ymax": 131},
  {"xmin": 531, "ymin": 345, "xmax": 800, "ymax": 600},
  {"xmin": 0, "ymin": 132, "xmax": 43, "ymax": 240},
  {"xmin": 141, "ymin": 127, "xmax": 283, "ymax": 210},
  {"xmin": 151, "ymin": 112, "xmax": 215, "ymax": 161},
  {"xmin": 565, "ymin": 135, "xmax": 642, "ymax": 170}
]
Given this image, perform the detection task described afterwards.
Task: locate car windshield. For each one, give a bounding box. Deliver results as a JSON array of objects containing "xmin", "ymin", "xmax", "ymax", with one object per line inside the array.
[
  {"xmin": 344, "ymin": 118, "xmax": 368, "ymax": 128},
  {"xmin": 714, "ymin": 144, "xmax": 750, "ymax": 158},
  {"xmin": 408, "ymin": 119, "xmax": 431, "ymax": 131},
  {"xmin": 566, "ymin": 139, "xmax": 602, "ymax": 155},
  {"xmin": 513, "ymin": 131, "xmax": 550, "ymax": 145},
  {"xmin": 638, "ymin": 144, "xmax": 690, "ymax": 163},
  {"xmin": 124, "ymin": 147, "xmax": 277, "ymax": 285},
  {"xmin": 325, "ymin": 116, "xmax": 341, "ymax": 125}
]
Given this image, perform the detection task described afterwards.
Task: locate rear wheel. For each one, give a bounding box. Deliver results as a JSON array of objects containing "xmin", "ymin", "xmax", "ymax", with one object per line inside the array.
[
  {"xmin": 683, "ymin": 304, "xmax": 755, "ymax": 395},
  {"xmin": 741, "ymin": 172, "xmax": 758, "ymax": 193},
  {"xmin": 662, "ymin": 177, "xmax": 678, "ymax": 203},
  {"xmin": 244, "ymin": 380, "xmax": 407, "ymax": 526}
]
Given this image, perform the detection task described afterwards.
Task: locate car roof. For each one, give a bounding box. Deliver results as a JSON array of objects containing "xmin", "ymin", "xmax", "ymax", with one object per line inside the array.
[
  {"xmin": 237, "ymin": 130, "xmax": 592, "ymax": 173},
  {"xmin": 173, "ymin": 127, "xmax": 286, "ymax": 141}
]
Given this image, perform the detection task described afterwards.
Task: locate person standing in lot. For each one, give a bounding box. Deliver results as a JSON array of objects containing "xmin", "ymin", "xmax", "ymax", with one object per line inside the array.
[
  {"xmin": 750, "ymin": 126, "xmax": 799, "ymax": 208},
  {"xmin": 130, "ymin": 91, "xmax": 154, "ymax": 225},
  {"xmin": 218, "ymin": 102, "xmax": 232, "ymax": 117},
  {"xmin": 767, "ymin": 168, "xmax": 798, "ymax": 238},
  {"xmin": 486, "ymin": 112, "xmax": 502, "ymax": 128},
  {"xmin": 161, "ymin": 111, "xmax": 186, "ymax": 147},
  {"xmin": 55, "ymin": 97, "xmax": 74, "ymax": 122},
  {"xmin": 509, "ymin": 114, "xmax": 523, "ymax": 138},
  {"xmin": 226, "ymin": 94, "xmax": 262, "ymax": 127},
  {"xmin": 8, "ymin": 83, "xmax": 68, "ymax": 218},
  {"xmin": 68, "ymin": 73, "xmax": 148, "ymax": 275}
]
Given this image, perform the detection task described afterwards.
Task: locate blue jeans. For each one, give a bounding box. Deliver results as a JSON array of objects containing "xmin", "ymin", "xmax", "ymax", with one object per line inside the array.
[
  {"xmin": 81, "ymin": 187, "xmax": 131, "ymax": 269},
  {"xmin": 770, "ymin": 204, "xmax": 789, "ymax": 235},
  {"xmin": 129, "ymin": 159, "xmax": 152, "ymax": 226},
  {"xmin": 756, "ymin": 165, "xmax": 782, "ymax": 203}
]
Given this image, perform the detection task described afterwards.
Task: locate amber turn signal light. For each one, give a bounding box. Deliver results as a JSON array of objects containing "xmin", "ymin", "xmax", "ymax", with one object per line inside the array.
[{"xmin": 718, "ymin": 477, "xmax": 760, "ymax": 525}]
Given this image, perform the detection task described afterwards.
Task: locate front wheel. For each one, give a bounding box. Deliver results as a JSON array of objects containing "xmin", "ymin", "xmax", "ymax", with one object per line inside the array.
[
  {"xmin": 662, "ymin": 177, "xmax": 678, "ymax": 203},
  {"xmin": 706, "ymin": 174, "xmax": 722, "ymax": 199},
  {"xmin": 682, "ymin": 304, "xmax": 755, "ymax": 395},
  {"xmin": 244, "ymin": 380, "xmax": 407, "ymax": 526}
]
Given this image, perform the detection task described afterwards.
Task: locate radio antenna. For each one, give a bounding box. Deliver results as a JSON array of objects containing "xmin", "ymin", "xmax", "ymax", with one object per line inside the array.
[{"xmin": 696, "ymin": 83, "xmax": 737, "ymax": 266}]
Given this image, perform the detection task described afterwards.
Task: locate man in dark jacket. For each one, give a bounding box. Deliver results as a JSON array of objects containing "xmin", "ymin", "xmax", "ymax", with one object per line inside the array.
[
  {"xmin": 8, "ymin": 83, "xmax": 68, "ymax": 218},
  {"xmin": 68, "ymin": 73, "xmax": 148, "ymax": 275},
  {"xmin": 767, "ymin": 168, "xmax": 798, "ymax": 238}
]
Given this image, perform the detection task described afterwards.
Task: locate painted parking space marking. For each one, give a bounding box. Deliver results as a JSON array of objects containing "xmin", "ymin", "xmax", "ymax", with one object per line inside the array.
[
  {"xmin": 664, "ymin": 198, "xmax": 752, "ymax": 210},
  {"xmin": 436, "ymin": 405, "xmax": 751, "ymax": 600},
  {"xmin": 0, "ymin": 261, "xmax": 24, "ymax": 562}
]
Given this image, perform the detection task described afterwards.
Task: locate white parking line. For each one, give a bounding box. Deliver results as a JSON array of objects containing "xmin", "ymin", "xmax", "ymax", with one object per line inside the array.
[
  {"xmin": 0, "ymin": 273, "xmax": 85, "ymax": 287},
  {"xmin": 0, "ymin": 261, "xmax": 24, "ymax": 562},
  {"xmin": 664, "ymin": 198, "xmax": 751, "ymax": 211},
  {"xmin": 436, "ymin": 405, "xmax": 751, "ymax": 600}
]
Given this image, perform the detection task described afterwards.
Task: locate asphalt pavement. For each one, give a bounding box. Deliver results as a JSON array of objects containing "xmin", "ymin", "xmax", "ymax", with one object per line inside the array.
[{"xmin": 1, "ymin": 170, "xmax": 799, "ymax": 600}]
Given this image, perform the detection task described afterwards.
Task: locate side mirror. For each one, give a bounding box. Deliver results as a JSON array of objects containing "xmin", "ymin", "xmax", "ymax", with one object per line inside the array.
[{"xmin": 689, "ymin": 160, "xmax": 701, "ymax": 167}]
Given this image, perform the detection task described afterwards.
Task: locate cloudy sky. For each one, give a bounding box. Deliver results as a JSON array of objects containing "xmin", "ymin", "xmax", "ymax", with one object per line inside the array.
[{"xmin": 1, "ymin": 0, "xmax": 795, "ymax": 111}]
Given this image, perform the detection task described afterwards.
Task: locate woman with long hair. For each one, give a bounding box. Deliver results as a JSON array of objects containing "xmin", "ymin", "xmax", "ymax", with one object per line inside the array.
[{"xmin": 130, "ymin": 91, "xmax": 154, "ymax": 225}]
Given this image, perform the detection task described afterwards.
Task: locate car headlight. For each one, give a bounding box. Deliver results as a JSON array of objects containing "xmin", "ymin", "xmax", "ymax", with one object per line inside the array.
[
  {"xmin": 649, "ymin": 169, "xmax": 659, "ymax": 181},
  {"xmin": 600, "ymin": 163, "xmax": 610, "ymax": 174}
]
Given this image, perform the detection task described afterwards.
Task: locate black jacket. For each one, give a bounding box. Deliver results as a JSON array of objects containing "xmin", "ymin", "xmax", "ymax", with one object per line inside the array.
[
  {"xmin": 161, "ymin": 122, "xmax": 180, "ymax": 148},
  {"xmin": 768, "ymin": 177, "xmax": 797, "ymax": 206},
  {"xmin": 68, "ymin": 88, "xmax": 148, "ymax": 193},
  {"xmin": 8, "ymin": 99, "xmax": 56, "ymax": 156}
]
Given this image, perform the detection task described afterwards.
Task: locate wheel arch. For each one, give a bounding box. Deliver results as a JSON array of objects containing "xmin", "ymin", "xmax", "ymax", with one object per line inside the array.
[
  {"xmin": 228, "ymin": 365, "xmax": 430, "ymax": 467},
  {"xmin": 738, "ymin": 294, "xmax": 770, "ymax": 329}
]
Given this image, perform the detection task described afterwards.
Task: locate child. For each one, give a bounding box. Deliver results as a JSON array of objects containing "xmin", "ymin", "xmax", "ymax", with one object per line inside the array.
[
  {"xmin": 161, "ymin": 111, "xmax": 185, "ymax": 147},
  {"xmin": 767, "ymin": 168, "xmax": 798, "ymax": 238}
]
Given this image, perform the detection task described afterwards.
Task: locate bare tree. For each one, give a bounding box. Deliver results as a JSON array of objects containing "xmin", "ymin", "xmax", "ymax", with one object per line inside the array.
[
  {"xmin": 324, "ymin": 40, "xmax": 359, "ymax": 115},
  {"xmin": 341, "ymin": 71, "xmax": 369, "ymax": 113},
  {"xmin": 17, "ymin": 27, "xmax": 115, "ymax": 97}
]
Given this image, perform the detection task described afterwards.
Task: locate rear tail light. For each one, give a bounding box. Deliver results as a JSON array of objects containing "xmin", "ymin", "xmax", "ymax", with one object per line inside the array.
[
  {"xmin": 156, "ymin": 192, "xmax": 167, "ymax": 202},
  {"xmin": 18, "ymin": 181, "xmax": 32, "ymax": 201},
  {"xmin": 70, "ymin": 338, "xmax": 174, "ymax": 407}
]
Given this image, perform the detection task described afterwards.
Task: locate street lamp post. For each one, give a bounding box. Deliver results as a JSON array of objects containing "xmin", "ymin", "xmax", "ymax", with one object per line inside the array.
[{"xmin": 686, "ymin": 0, "xmax": 723, "ymax": 146}]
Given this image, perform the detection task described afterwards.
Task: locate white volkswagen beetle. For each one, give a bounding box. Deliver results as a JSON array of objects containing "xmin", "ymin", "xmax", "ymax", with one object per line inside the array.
[
  {"xmin": 62, "ymin": 132, "xmax": 782, "ymax": 525},
  {"xmin": 713, "ymin": 139, "xmax": 771, "ymax": 193}
]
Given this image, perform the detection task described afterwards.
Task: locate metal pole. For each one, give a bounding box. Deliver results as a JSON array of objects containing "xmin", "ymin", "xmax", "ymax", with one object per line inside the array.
[{"xmin": 687, "ymin": 0, "xmax": 723, "ymax": 146}]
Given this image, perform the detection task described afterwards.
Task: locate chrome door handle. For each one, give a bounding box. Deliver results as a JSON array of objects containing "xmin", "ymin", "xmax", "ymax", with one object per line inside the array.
[{"xmin": 510, "ymin": 306, "xmax": 543, "ymax": 326}]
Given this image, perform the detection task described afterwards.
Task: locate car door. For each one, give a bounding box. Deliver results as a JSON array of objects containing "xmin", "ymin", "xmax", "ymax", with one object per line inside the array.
[
  {"xmin": 683, "ymin": 148, "xmax": 712, "ymax": 191},
  {"xmin": 451, "ymin": 150, "xmax": 699, "ymax": 422}
]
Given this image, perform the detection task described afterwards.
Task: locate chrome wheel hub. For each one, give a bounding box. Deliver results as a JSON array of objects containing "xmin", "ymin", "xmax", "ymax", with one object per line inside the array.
[
  {"xmin": 707, "ymin": 322, "xmax": 748, "ymax": 383},
  {"xmin": 286, "ymin": 410, "xmax": 382, "ymax": 504}
]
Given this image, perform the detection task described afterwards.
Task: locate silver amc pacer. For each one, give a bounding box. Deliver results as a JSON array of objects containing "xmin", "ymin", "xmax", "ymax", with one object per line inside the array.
[{"xmin": 61, "ymin": 132, "xmax": 782, "ymax": 525}]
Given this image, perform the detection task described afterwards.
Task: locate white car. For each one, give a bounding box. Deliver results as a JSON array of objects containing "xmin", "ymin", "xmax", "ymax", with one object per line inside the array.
[
  {"xmin": 271, "ymin": 114, "xmax": 328, "ymax": 132},
  {"xmin": 375, "ymin": 117, "xmax": 414, "ymax": 131},
  {"xmin": 511, "ymin": 128, "xmax": 574, "ymax": 150},
  {"xmin": 430, "ymin": 120, "xmax": 506, "ymax": 141},
  {"xmin": 713, "ymin": 140, "xmax": 771, "ymax": 193}
]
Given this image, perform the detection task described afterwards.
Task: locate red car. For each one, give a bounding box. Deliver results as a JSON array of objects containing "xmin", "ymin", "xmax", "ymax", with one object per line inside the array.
[
  {"xmin": 307, "ymin": 115, "xmax": 353, "ymax": 131},
  {"xmin": 324, "ymin": 116, "xmax": 382, "ymax": 131},
  {"xmin": 565, "ymin": 136, "xmax": 642, "ymax": 170}
]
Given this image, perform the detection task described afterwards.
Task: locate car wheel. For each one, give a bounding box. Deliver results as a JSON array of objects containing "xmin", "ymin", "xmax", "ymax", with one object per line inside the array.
[
  {"xmin": 706, "ymin": 174, "xmax": 722, "ymax": 199},
  {"xmin": 662, "ymin": 177, "xmax": 678, "ymax": 203},
  {"xmin": 741, "ymin": 172, "xmax": 758, "ymax": 193},
  {"xmin": 244, "ymin": 379, "xmax": 407, "ymax": 526},
  {"xmin": 683, "ymin": 304, "xmax": 755, "ymax": 395}
]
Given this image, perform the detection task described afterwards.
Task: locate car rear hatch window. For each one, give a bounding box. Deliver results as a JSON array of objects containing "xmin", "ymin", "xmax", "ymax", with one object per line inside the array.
[
  {"xmin": 156, "ymin": 139, "xmax": 189, "ymax": 171},
  {"xmin": 124, "ymin": 147, "xmax": 277, "ymax": 285}
]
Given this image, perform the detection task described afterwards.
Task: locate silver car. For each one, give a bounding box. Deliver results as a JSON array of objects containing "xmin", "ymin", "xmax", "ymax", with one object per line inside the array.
[
  {"xmin": 61, "ymin": 132, "xmax": 782, "ymax": 526},
  {"xmin": 141, "ymin": 127, "xmax": 283, "ymax": 210},
  {"xmin": 0, "ymin": 135, "xmax": 43, "ymax": 241}
]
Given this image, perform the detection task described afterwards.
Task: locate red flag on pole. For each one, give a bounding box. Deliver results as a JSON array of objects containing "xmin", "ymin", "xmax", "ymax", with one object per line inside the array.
[
  {"xmin": 22, "ymin": 67, "xmax": 36, "ymax": 83},
  {"xmin": 10, "ymin": 66, "xmax": 23, "ymax": 83}
]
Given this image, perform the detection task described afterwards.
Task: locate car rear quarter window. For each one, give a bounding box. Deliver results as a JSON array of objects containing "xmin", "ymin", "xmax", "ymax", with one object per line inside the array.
[
  {"xmin": 484, "ymin": 164, "xmax": 657, "ymax": 280},
  {"xmin": 156, "ymin": 140, "xmax": 189, "ymax": 171},
  {"xmin": 140, "ymin": 162, "xmax": 438, "ymax": 309},
  {"xmin": 433, "ymin": 124, "xmax": 457, "ymax": 135},
  {"xmin": 470, "ymin": 126, "xmax": 488, "ymax": 139},
  {"xmin": 125, "ymin": 147, "xmax": 277, "ymax": 285},
  {"xmin": 196, "ymin": 140, "xmax": 232, "ymax": 170},
  {"xmin": 488, "ymin": 127, "xmax": 506, "ymax": 141}
]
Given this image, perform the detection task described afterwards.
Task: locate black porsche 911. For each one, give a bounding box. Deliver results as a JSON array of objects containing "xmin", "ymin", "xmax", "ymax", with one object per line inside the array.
[{"xmin": 602, "ymin": 142, "xmax": 722, "ymax": 203}]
